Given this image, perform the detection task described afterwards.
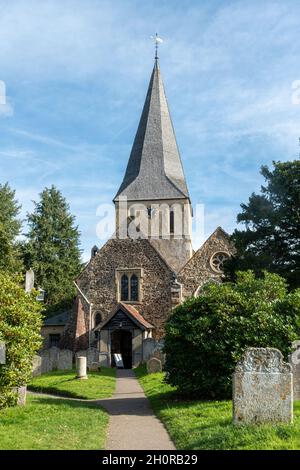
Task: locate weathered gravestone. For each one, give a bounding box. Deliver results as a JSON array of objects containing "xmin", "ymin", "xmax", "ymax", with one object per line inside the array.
[
  {"xmin": 89, "ymin": 362, "xmax": 99, "ymax": 372},
  {"xmin": 40, "ymin": 349, "xmax": 51, "ymax": 373},
  {"xmin": 151, "ymin": 348, "xmax": 166, "ymax": 366},
  {"xmin": 58, "ymin": 349, "xmax": 73, "ymax": 370},
  {"xmin": 0, "ymin": 341, "xmax": 6, "ymax": 365},
  {"xmin": 32, "ymin": 355, "xmax": 42, "ymax": 377},
  {"xmin": 49, "ymin": 347, "xmax": 59, "ymax": 370},
  {"xmin": 16, "ymin": 386, "xmax": 27, "ymax": 406},
  {"xmin": 233, "ymin": 348, "xmax": 293, "ymax": 425},
  {"xmin": 289, "ymin": 340, "xmax": 300, "ymax": 401},
  {"xmin": 143, "ymin": 338, "xmax": 156, "ymax": 362},
  {"xmin": 147, "ymin": 357, "xmax": 162, "ymax": 374}
]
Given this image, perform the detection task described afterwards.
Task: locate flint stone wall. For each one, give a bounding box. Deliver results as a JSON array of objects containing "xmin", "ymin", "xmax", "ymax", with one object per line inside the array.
[
  {"xmin": 289, "ymin": 340, "xmax": 300, "ymax": 401},
  {"xmin": 233, "ymin": 348, "xmax": 293, "ymax": 425}
]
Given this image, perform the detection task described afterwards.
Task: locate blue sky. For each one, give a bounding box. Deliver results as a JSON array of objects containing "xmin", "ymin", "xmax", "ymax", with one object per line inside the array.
[{"xmin": 1, "ymin": 0, "xmax": 300, "ymax": 261}]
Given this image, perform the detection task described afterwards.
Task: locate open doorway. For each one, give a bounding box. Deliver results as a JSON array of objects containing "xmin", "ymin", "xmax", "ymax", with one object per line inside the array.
[{"xmin": 111, "ymin": 330, "xmax": 132, "ymax": 369}]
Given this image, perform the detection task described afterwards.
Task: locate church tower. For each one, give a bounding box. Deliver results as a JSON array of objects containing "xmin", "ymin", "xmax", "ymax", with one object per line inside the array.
[{"xmin": 114, "ymin": 58, "xmax": 193, "ymax": 272}]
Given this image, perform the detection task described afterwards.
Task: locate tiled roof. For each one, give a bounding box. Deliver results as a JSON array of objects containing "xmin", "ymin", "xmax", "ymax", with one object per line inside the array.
[
  {"xmin": 114, "ymin": 60, "xmax": 189, "ymax": 201},
  {"xmin": 43, "ymin": 310, "xmax": 70, "ymax": 326},
  {"xmin": 94, "ymin": 302, "xmax": 154, "ymax": 331}
]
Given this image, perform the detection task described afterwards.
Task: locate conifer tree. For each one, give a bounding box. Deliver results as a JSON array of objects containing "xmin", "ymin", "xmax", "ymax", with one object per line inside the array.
[
  {"xmin": 25, "ymin": 185, "xmax": 82, "ymax": 316},
  {"xmin": 0, "ymin": 182, "xmax": 23, "ymax": 273},
  {"xmin": 225, "ymin": 160, "xmax": 300, "ymax": 288}
]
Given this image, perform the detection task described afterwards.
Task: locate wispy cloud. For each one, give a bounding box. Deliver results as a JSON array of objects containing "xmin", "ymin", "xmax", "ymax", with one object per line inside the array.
[{"xmin": 1, "ymin": 0, "xmax": 300, "ymax": 261}]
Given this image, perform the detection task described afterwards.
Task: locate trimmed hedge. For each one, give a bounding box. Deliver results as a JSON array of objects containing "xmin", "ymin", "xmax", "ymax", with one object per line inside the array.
[
  {"xmin": 164, "ymin": 271, "xmax": 300, "ymax": 398},
  {"xmin": 0, "ymin": 272, "xmax": 43, "ymax": 408}
]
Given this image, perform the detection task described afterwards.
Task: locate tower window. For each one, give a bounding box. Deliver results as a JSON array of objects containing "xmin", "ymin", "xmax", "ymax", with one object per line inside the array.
[
  {"xmin": 121, "ymin": 274, "xmax": 129, "ymax": 301},
  {"xmin": 130, "ymin": 274, "xmax": 139, "ymax": 301},
  {"xmin": 170, "ymin": 209, "xmax": 174, "ymax": 234}
]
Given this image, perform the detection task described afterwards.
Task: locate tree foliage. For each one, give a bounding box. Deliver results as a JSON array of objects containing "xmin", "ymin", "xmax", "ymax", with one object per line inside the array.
[
  {"xmin": 225, "ymin": 160, "xmax": 300, "ymax": 288},
  {"xmin": 0, "ymin": 272, "xmax": 43, "ymax": 408},
  {"xmin": 0, "ymin": 182, "xmax": 23, "ymax": 273},
  {"xmin": 164, "ymin": 271, "xmax": 300, "ymax": 398},
  {"xmin": 24, "ymin": 186, "xmax": 82, "ymax": 316}
]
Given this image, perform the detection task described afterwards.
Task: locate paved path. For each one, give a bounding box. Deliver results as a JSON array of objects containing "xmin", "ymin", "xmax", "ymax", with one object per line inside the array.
[{"xmin": 97, "ymin": 369, "xmax": 175, "ymax": 450}]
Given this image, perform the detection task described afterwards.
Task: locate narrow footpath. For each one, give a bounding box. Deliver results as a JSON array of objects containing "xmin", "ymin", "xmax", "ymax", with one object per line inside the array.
[{"xmin": 97, "ymin": 369, "xmax": 175, "ymax": 450}]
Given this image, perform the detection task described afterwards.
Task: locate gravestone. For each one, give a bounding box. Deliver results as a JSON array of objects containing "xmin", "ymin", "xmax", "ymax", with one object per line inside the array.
[
  {"xmin": 147, "ymin": 357, "xmax": 162, "ymax": 374},
  {"xmin": 77, "ymin": 356, "xmax": 88, "ymax": 380},
  {"xmin": 32, "ymin": 355, "xmax": 42, "ymax": 377},
  {"xmin": 143, "ymin": 338, "xmax": 156, "ymax": 362},
  {"xmin": 58, "ymin": 349, "xmax": 73, "ymax": 370},
  {"xmin": 87, "ymin": 347, "xmax": 99, "ymax": 367},
  {"xmin": 233, "ymin": 348, "xmax": 293, "ymax": 425},
  {"xmin": 49, "ymin": 347, "xmax": 59, "ymax": 370},
  {"xmin": 99, "ymin": 352, "xmax": 109, "ymax": 368},
  {"xmin": 17, "ymin": 386, "xmax": 27, "ymax": 406},
  {"xmin": 88, "ymin": 362, "xmax": 99, "ymax": 372},
  {"xmin": 289, "ymin": 340, "xmax": 300, "ymax": 401},
  {"xmin": 0, "ymin": 341, "xmax": 6, "ymax": 364},
  {"xmin": 152, "ymin": 348, "xmax": 166, "ymax": 366},
  {"xmin": 40, "ymin": 349, "xmax": 51, "ymax": 373}
]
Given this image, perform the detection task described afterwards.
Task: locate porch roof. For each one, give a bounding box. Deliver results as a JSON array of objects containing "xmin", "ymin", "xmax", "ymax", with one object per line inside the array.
[{"xmin": 94, "ymin": 302, "xmax": 154, "ymax": 332}]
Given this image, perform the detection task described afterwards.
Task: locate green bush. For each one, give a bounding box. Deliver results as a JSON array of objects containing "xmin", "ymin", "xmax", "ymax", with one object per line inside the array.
[
  {"xmin": 164, "ymin": 271, "xmax": 300, "ymax": 399},
  {"xmin": 0, "ymin": 272, "xmax": 43, "ymax": 408}
]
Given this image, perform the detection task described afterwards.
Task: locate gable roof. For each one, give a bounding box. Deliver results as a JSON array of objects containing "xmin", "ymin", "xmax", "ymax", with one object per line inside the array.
[
  {"xmin": 178, "ymin": 226, "xmax": 232, "ymax": 274},
  {"xmin": 114, "ymin": 60, "xmax": 189, "ymax": 202},
  {"xmin": 94, "ymin": 302, "xmax": 154, "ymax": 331}
]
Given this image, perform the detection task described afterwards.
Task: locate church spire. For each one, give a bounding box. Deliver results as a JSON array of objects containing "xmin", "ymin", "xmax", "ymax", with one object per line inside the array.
[{"xmin": 114, "ymin": 58, "xmax": 190, "ymax": 202}]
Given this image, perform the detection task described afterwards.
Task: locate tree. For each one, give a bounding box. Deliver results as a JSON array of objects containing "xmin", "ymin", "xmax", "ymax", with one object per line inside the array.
[
  {"xmin": 164, "ymin": 271, "xmax": 300, "ymax": 399},
  {"xmin": 0, "ymin": 272, "xmax": 43, "ymax": 408},
  {"xmin": 0, "ymin": 182, "xmax": 23, "ymax": 272},
  {"xmin": 225, "ymin": 160, "xmax": 300, "ymax": 288},
  {"xmin": 24, "ymin": 186, "xmax": 82, "ymax": 316}
]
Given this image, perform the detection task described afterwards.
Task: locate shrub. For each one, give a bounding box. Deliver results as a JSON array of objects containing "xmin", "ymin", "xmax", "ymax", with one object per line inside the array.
[
  {"xmin": 164, "ymin": 271, "xmax": 300, "ymax": 399},
  {"xmin": 0, "ymin": 272, "xmax": 43, "ymax": 408}
]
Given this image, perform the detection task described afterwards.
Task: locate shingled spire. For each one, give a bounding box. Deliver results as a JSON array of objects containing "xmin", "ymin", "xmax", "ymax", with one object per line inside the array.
[{"xmin": 114, "ymin": 60, "xmax": 189, "ymax": 201}]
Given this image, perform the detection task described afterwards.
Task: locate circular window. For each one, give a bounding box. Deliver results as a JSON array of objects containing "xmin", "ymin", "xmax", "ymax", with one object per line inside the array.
[{"xmin": 209, "ymin": 251, "xmax": 230, "ymax": 273}]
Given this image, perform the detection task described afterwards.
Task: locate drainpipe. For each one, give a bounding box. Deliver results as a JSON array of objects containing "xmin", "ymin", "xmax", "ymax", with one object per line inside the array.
[{"xmin": 73, "ymin": 281, "xmax": 93, "ymax": 348}]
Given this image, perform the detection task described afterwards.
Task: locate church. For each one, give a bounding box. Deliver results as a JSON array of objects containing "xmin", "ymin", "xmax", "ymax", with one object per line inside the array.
[{"xmin": 43, "ymin": 56, "xmax": 233, "ymax": 367}]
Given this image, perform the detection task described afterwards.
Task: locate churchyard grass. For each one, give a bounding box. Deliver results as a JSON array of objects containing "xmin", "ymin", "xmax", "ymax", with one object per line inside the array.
[
  {"xmin": 0, "ymin": 394, "xmax": 108, "ymax": 449},
  {"xmin": 135, "ymin": 365, "xmax": 300, "ymax": 450},
  {"xmin": 28, "ymin": 367, "xmax": 116, "ymax": 399}
]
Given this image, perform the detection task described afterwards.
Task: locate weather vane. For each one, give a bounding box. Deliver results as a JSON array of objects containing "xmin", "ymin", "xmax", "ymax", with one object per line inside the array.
[{"xmin": 151, "ymin": 33, "xmax": 163, "ymax": 61}]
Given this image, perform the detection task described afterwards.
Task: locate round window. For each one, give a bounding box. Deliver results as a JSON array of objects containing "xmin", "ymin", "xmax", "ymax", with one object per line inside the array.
[{"xmin": 209, "ymin": 251, "xmax": 230, "ymax": 273}]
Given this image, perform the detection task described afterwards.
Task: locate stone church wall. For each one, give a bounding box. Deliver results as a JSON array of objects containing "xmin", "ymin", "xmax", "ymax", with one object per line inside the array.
[{"xmin": 76, "ymin": 237, "xmax": 174, "ymax": 340}]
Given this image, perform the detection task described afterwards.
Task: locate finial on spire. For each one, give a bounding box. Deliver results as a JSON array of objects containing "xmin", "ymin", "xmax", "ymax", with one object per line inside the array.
[{"xmin": 151, "ymin": 33, "xmax": 163, "ymax": 62}]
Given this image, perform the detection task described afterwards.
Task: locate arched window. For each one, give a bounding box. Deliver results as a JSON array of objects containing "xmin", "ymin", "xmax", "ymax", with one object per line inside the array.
[
  {"xmin": 170, "ymin": 209, "xmax": 174, "ymax": 234},
  {"xmin": 130, "ymin": 274, "xmax": 139, "ymax": 301},
  {"xmin": 94, "ymin": 312, "xmax": 102, "ymax": 327},
  {"xmin": 121, "ymin": 274, "xmax": 129, "ymax": 301}
]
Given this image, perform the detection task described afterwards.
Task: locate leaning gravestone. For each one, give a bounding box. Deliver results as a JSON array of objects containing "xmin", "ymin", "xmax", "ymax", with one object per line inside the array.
[
  {"xmin": 147, "ymin": 357, "xmax": 162, "ymax": 374},
  {"xmin": 58, "ymin": 349, "xmax": 73, "ymax": 370},
  {"xmin": 0, "ymin": 341, "xmax": 6, "ymax": 365},
  {"xmin": 289, "ymin": 340, "xmax": 300, "ymax": 401},
  {"xmin": 143, "ymin": 338, "xmax": 156, "ymax": 362},
  {"xmin": 233, "ymin": 348, "xmax": 293, "ymax": 425}
]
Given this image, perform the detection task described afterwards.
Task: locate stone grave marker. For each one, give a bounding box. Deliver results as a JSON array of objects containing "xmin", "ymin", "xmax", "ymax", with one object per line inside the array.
[
  {"xmin": 147, "ymin": 357, "xmax": 162, "ymax": 374},
  {"xmin": 289, "ymin": 340, "xmax": 300, "ymax": 401},
  {"xmin": 77, "ymin": 356, "xmax": 88, "ymax": 380},
  {"xmin": 58, "ymin": 349, "xmax": 73, "ymax": 371},
  {"xmin": 233, "ymin": 347, "xmax": 293, "ymax": 425}
]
